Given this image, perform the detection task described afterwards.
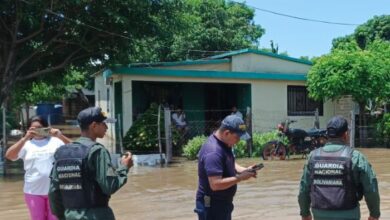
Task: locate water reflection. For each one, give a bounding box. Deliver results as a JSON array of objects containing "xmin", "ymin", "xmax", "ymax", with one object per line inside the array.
[{"xmin": 1, "ymin": 148, "xmax": 389, "ymax": 220}]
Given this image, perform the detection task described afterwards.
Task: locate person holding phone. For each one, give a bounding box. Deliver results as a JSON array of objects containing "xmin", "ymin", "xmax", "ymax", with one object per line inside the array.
[
  {"xmin": 5, "ymin": 116, "xmax": 72, "ymax": 220},
  {"xmin": 49, "ymin": 107, "xmax": 133, "ymax": 220},
  {"xmin": 194, "ymin": 115, "xmax": 259, "ymax": 220}
]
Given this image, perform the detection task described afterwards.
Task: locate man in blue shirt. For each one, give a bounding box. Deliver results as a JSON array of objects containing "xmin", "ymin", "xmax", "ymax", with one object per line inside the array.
[{"xmin": 195, "ymin": 115, "xmax": 257, "ymax": 220}]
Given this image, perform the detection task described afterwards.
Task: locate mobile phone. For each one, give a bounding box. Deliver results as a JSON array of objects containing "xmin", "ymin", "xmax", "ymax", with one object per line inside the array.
[
  {"xmin": 249, "ymin": 163, "xmax": 264, "ymax": 172},
  {"xmin": 35, "ymin": 127, "xmax": 51, "ymax": 137}
]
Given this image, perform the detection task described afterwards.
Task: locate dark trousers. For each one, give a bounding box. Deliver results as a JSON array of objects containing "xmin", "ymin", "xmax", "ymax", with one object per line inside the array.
[{"xmin": 194, "ymin": 199, "xmax": 234, "ymax": 220}]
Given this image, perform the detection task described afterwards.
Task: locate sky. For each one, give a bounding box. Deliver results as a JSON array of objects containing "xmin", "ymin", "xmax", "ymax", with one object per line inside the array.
[{"xmin": 236, "ymin": 0, "xmax": 389, "ymax": 58}]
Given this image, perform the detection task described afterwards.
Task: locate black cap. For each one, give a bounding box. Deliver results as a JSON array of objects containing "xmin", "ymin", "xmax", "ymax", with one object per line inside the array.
[
  {"xmin": 326, "ymin": 116, "xmax": 348, "ymax": 138},
  {"xmin": 220, "ymin": 115, "xmax": 251, "ymax": 140},
  {"xmin": 77, "ymin": 107, "xmax": 116, "ymax": 127}
]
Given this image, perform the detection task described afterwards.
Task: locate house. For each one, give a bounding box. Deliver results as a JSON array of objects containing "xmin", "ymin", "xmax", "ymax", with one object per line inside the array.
[{"xmin": 95, "ymin": 49, "xmax": 348, "ymax": 152}]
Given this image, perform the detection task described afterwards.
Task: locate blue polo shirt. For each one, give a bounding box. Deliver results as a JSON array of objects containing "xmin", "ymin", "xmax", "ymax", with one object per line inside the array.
[{"xmin": 196, "ymin": 134, "xmax": 237, "ymax": 202}]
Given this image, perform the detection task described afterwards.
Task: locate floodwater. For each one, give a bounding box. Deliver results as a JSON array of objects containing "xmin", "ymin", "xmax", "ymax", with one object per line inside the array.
[{"xmin": 1, "ymin": 148, "xmax": 389, "ymax": 220}]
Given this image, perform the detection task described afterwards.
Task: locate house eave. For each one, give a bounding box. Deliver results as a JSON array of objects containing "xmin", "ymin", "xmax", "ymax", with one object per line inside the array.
[{"xmin": 104, "ymin": 67, "xmax": 307, "ymax": 81}]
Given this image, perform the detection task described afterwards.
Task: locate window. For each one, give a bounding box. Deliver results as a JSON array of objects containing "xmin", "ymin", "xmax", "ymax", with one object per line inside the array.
[{"xmin": 287, "ymin": 86, "xmax": 323, "ymax": 116}]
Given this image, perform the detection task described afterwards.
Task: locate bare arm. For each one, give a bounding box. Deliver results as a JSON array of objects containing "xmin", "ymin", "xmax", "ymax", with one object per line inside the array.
[
  {"xmin": 5, "ymin": 136, "xmax": 28, "ymax": 160},
  {"xmin": 235, "ymin": 162, "xmax": 249, "ymax": 173},
  {"xmin": 208, "ymin": 170, "xmax": 255, "ymax": 191},
  {"xmin": 50, "ymin": 128, "xmax": 72, "ymax": 144},
  {"xmin": 5, "ymin": 128, "xmax": 35, "ymax": 160}
]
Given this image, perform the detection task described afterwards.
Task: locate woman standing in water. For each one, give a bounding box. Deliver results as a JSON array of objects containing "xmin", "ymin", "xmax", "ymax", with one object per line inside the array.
[{"xmin": 5, "ymin": 116, "xmax": 71, "ymax": 220}]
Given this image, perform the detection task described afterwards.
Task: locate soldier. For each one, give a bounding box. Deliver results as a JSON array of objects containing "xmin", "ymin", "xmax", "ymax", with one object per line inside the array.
[
  {"xmin": 49, "ymin": 107, "xmax": 133, "ymax": 220},
  {"xmin": 298, "ymin": 116, "xmax": 380, "ymax": 220}
]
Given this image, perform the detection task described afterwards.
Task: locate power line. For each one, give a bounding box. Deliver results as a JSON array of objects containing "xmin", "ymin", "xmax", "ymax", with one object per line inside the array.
[
  {"xmin": 42, "ymin": 12, "xmax": 223, "ymax": 56},
  {"xmin": 232, "ymin": 1, "xmax": 359, "ymax": 26},
  {"xmin": 45, "ymin": 9, "xmax": 132, "ymax": 40},
  {"xmin": 45, "ymin": 4, "xmax": 354, "ymax": 62}
]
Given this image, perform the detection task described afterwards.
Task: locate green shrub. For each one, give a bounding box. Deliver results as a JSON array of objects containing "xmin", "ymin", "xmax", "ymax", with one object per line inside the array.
[
  {"xmin": 377, "ymin": 113, "xmax": 390, "ymax": 141},
  {"xmin": 234, "ymin": 131, "xmax": 288, "ymax": 158},
  {"xmin": 123, "ymin": 103, "xmax": 180, "ymax": 153},
  {"xmin": 183, "ymin": 135, "xmax": 207, "ymax": 160},
  {"xmin": 183, "ymin": 130, "xmax": 288, "ymax": 160},
  {"xmin": 251, "ymin": 131, "xmax": 288, "ymax": 157},
  {"xmin": 233, "ymin": 140, "xmax": 247, "ymax": 158},
  {"xmin": 25, "ymin": 81, "xmax": 63, "ymax": 104},
  {"xmin": 382, "ymin": 113, "xmax": 390, "ymax": 137}
]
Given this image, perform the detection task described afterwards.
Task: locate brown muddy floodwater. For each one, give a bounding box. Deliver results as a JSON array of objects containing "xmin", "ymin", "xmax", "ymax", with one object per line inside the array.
[{"xmin": 1, "ymin": 148, "xmax": 389, "ymax": 220}]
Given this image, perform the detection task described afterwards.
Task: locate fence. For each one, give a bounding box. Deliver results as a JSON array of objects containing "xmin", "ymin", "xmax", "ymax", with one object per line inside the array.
[
  {"xmin": 1, "ymin": 105, "xmax": 389, "ymax": 174},
  {"xmin": 172, "ymin": 108, "xmax": 320, "ymax": 145},
  {"xmin": 1, "ymin": 107, "xmax": 26, "ymax": 175},
  {"xmin": 127, "ymin": 107, "xmax": 325, "ymax": 162},
  {"xmin": 351, "ymin": 111, "xmax": 390, "ymax": 148},
  {"xmin": 132, "ymin": 106, "xmax": 389, "ymax": 163}
]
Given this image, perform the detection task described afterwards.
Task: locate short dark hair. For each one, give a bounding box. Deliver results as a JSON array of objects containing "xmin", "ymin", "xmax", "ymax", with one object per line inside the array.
[
  {"xmin": 79, "ymin": 121, "xmax": 90, "ymax": 131},
  {"xmin": 28, "ymin": 116, "xmax": 48, "ymax": 128}
]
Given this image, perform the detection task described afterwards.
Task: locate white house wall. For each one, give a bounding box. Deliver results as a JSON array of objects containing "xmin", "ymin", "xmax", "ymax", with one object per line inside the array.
[
  {"xmin": 121, "ymin": 76, "xmax": 133, "ymax": 137},
  {"xmin": 251, "ymin": 80, "xmax": 335, "ymax": 132},
  {"xmin": 94, "ymin": 76, "xmax": 116, "ymax": 153},
  {"xmin": 232, "ymin": 53, "xmax": 310, "ymax": 74},
  {"xmin": 111, "ymin": 74, "xmax": 336, "ymax": 135},
  {"xmin": 334, "ymin": 95, "xmax": 356, "ymax": 119}
]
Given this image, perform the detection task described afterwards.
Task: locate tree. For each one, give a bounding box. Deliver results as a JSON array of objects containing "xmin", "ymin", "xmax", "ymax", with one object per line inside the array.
[
  {"xmin": 332, "ymin": 15, "xmax": 390, "ymax": 50},
  {"xmin": 311, "ymin": 15, "xmax": 390, "ymax": 146},
  {"xmin": 129, "ymin": 0, "xmax": 265, "ymax": 62},
  {"xmin": 367, "ymin": 40, "xmax": 390, "ymax": 104},
  {"xmin": 354, "ymin": 15, "xmax": 390, "ymax": 49},
  {"xmin": 8, "ymin": 65, "xmax": 93, "ymax": 129},
  {"xmin": 0, "ymin": 0, "xmax": 182, "ymax": 107},
  {"xmin": 331, "ymin": 35, "xmax": 356, "ymax": 51},
  {"xmin": 307, "ymin": 40, "xmax": 390, "ymax": 145},
  {"xmin": 24, "ymin": 81, "xmax": 63, "ymax": 104},
  {"xmin": 308, "ymin": 41, "xmax": 390, "ymax": 104},
  {"xmin": 12, "ymin": 66, "xmax": 91, "ymax": 105}
]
